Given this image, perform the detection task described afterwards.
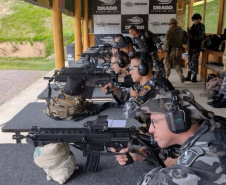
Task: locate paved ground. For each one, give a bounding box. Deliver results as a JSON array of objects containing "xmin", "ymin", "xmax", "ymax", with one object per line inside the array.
[{"xmin": 0, "ymin": 70, "xmax": 48, "ymax": 106}]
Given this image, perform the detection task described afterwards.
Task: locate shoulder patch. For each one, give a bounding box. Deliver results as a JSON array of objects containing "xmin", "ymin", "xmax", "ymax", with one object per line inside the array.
[
  {"xmin": 121, "ymin": 70, "xmax": 129, "ymax": 78},
  {"xmin": 139, "ymin": 85, "xmax": 151, "ymax": 96},
  {"xmin": 178, "ymin": 147, "xmax": 204, "ymax": 167}
]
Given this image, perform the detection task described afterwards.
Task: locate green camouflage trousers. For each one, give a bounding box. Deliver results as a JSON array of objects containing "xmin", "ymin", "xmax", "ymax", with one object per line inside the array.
[
  {"xmin": 188, "ymin": 48, "xmax": 201, "ymax": 74},
  {"xmin": 163, "ymin": 48, "xmax": 183, "ymax": 77}
]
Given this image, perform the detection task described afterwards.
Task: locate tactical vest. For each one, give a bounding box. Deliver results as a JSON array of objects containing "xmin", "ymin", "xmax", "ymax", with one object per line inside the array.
[{"xmin": 45, "ymin": 90, "xmax": 87, "ymax": 121}]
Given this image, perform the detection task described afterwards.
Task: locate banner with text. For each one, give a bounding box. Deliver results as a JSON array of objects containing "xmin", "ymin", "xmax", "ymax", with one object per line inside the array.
[{"xmin": 94, "ymin": 0, "xmax": 177, "ymax": 45}]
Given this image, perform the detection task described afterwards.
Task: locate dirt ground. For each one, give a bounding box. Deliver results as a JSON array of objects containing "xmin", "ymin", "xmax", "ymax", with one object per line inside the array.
[
  {"xmin": 0, "ymin": 0, "xmax": 45, "ymax": 58},
  {"xmin": 0, "ymin": 42, "xmax": 46, "ymax": 57}
]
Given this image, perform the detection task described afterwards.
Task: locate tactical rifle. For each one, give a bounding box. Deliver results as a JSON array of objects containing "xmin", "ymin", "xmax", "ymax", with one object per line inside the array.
[
  {"xmin": 13, "ymin": 115, "xmax": 165, "ymax": 172},
  {"xmin": 80, "ymin": 44, "xmax": 112, "ymax": 63},
  {"xmin": 44, "ymin": 66, "xmax": 134, "ymax": 90}
]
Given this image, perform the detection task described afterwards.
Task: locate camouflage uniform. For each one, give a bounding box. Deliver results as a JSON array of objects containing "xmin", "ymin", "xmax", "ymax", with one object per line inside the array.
[
  {"xmin": 187, "ymin": 23, "xmax": 205, "ymax": 74},
  {"xmin": 123, "ymin": 77, "xmax": 174, "ymax": 118},
  {"xmin": 114, "ymin": 66, "xmax": 132, "ymax": 105},
  {"xmin": 133, "ymin": 30, "xmax": 165, "ymax": 77},
  {"xmin": 136, "ymin": 89, "xmax": 226, "ymax": 185},
  {"xmin": 163, "ymin": 26, "xmax": 184, "ymax": 81}
]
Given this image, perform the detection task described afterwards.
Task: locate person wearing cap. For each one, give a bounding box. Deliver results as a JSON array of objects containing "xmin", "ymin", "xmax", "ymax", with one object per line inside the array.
[
  {"xmin": 101, "ymin": 51, "xmax": 132, "ymax": 105},
  {"xmin": 123, "ymin": 52, "xmax": 174, "ymax": 119},
  {"xmin": 111, "ymin": 34, "xmax": 124, "ymax": 54},
  {"xmin": 129, "ymin": 25, "xmax": 165, "ymax": 78},
  {"xmin": 113, "ymin": 36, "xmax": 137, "ymax": 58},
  {"xmin": 185, "ymin": 13, "xmax": 205, "ymax": 83},
  {"xmin": 112, "ymin": 89, "xmax": 226, "ymax": 184},
  {"xmin": 160, "ymin": 18, "xmax": 185, "ymax": 83}
]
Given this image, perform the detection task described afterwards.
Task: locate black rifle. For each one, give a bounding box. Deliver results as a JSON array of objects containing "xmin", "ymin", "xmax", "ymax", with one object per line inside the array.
[
  {"xmin": 81, "ymin": 44, "xmax": 112, "ymax": 63},
  {"xmin": 44, "ymin": 66, "xmax": 134, "ymax": 97},
  {"xmin": 13, "ymin": 115, "xmax": 165, "ymax": 172}
]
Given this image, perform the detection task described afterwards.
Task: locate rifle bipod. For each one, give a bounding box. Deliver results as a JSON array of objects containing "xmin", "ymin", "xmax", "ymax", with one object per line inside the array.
[{"xmin": 84, "ymin": 153, "xmax": 100, "ymax": 172}]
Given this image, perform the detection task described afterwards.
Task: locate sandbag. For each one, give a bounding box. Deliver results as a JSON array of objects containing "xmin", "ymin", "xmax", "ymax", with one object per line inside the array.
[{"xmin": 34, "ymin": 143, "xmax": 78, "ymax": 184}]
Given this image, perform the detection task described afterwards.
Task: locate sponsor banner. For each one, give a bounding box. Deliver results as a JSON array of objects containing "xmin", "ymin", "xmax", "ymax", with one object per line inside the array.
[
  {"xmin": 121, "ymin": 0, "xmax": 149, "ymax": 15},
  {"xmin": 94, "ymin": 15, "xmax": 121, "ymax": 34},
  {"xmin": 94, "ymin": 0, "xmax": 121, "ymax": 15},
  {"xmin": 121, "ymin": 14, "xmax": 148, "ymax": 33},
  {"xmin": 148, "ymin": 14, "xmax": 176, "ymax": 34},
  {"xmin": 149, "ymin": 0, "xmax": 177, "ymax": 14},
  {"xmin": 95, "ymin": 34, "xmax": 115, "ymax": 46}
]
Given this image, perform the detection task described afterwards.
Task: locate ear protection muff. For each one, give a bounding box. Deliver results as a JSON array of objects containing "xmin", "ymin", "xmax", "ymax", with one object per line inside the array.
[
  {"xmin": 165, "ymin": 90, "xmax": 191, "ymax": 134},
  {"xmin": 117, "ymin": 50, "xmax": 126, "ymax": 68},
  {"xmin": 138, "ymin": 53, "xmax": 149, "ymax": 76}
]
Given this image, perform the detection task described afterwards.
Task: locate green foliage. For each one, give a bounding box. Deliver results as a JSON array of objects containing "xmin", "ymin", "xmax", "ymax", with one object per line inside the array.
[
  {"xmin": 0, "ymin": 0, "xmax": 75, "ymax": 70},
  {"xmin": 0, "ymin": 57, "xmax": 55, "ymax": 70},
  {"xmin": 0, "ymin": 0, "xmax": 74, "ymax": 57}
]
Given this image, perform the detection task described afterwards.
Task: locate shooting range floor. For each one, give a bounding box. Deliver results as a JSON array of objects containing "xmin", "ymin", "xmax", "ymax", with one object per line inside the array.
[{"xmin": 0, "ymin": 67, "xmax": 226, "ymax": 143}]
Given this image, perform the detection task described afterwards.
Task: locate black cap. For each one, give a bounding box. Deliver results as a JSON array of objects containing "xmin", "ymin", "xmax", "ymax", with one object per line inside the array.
[
  {"xmin": 113, "ymin": 36, "xmax": 133, "ymax": 49},
  {"xmin": 192, "ymin": 13, "xmax": 202, "ymax": 21}
]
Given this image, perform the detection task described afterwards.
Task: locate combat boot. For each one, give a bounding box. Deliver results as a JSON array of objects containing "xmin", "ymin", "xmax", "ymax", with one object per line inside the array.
[
  {"xmin": 178, "ymin": 72, "xmax": 185, "ymax": 83},
  {"xmin": 212, "ymin": 97, "xmax": 226, "ymax": 108},
  {"xmin": 185, "ymin": 72, "xmax": 191, "ymax": 81},
  {"xmin": 191, "ymin": 74, "xmax": 197, "ymax": 83},
  {"xmin": 207, "ymin": 93, "xmax": 224, "ymax": 105}
]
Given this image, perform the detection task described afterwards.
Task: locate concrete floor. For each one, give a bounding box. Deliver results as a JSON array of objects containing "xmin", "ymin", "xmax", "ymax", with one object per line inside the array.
[{"xmin": 0, "ymin": 67, "xmax": 225, "ymax": 143}]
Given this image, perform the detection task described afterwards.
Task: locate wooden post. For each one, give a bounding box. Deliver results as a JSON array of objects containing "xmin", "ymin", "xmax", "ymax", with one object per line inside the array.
[
  {"xmin": 202, "ymin": 0, "xmax": 206, "ymax": 24},
  {"xmin": 51, "ymin": 0, "xmax": 65, "ymax": 69},
  {"xmin": 217, "ymin": 0, "xmax": 225, "ymax": 35},
  {"xmin": 74, "ymin": 0, "xmax": 82, "ymax": 61},
  {"xmin": 83, "ymin": 0, "xmax": 89, "ymax": 52},
  {"xmin": 187, "ymin": 0, "xmax": 194, "ymax": 28}
]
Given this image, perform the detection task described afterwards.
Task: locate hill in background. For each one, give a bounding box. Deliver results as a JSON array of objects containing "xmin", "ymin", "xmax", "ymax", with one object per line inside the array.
[{"xmin": 0, "ymin": 0, "xmax": 74, "ymax": 58}]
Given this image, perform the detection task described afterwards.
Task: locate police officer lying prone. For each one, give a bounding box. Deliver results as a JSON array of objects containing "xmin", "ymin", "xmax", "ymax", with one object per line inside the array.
[{"xmin": 111, "ymin": 89, "xmax": 226, "ymax": 185}]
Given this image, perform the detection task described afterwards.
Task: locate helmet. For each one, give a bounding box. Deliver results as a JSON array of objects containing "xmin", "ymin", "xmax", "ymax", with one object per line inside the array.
[
  {"xmin": 168, "ymin": 18, "xmax": 178, "ymax": 25},
  {"xmin": 192, "ymin": 13, "xmax": 202, "ymax": 21}
]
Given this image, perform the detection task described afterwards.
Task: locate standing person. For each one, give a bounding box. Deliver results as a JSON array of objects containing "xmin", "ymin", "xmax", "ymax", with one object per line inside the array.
[
  {"xmin": 185, "ymin": 13, "xmax": 205, "ymax": 82},
  {"xmin": 123, "ymin": 52, "xmax": 174, "ymax": 119},
  {"xmin": 112, "ymin": 89, "xmax": 226, "ymax": 185},
  {"xmin": 129, "ymin": 26, "xmax": 165, "ymax": 78},
  {"xmin": 160, "ymin": 18, "xmax": 185, "ymax": 83}
]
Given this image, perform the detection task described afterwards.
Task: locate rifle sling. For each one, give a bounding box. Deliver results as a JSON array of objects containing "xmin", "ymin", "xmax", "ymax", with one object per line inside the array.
[
  {"xmin": 127, "ymin": 137, "xmax": 166, "ymax": 168},
  {"xmin": 46, "ymin": 79, "xmax": 52, "ymax": 107}
]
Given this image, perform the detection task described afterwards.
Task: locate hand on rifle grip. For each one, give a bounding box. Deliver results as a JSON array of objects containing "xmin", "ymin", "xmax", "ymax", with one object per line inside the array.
[{"xmin": 110, "ymin": 147, "xmax": 134, "ymax": 166}]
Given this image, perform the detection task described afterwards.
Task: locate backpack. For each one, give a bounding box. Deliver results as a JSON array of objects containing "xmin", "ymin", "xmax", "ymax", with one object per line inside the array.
[
  {"xmin": 207, "ymin": 35, "xmax": 223, "ymax": 51},
  {"xmin": 200, "ymin": 77, "xmax": 223, "ymax": 99},
  {"xmin": 45, "ymin": 89, "xmax": 88, "ymax": 121}
]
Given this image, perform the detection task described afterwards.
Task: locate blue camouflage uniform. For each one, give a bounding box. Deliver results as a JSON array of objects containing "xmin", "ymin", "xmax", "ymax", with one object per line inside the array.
[
  {"xmin": 113, "ymin": 66, "xmax": 132, "ymax": 104},
  {"xmin": 133, "ymin": 30, "xmax": 165, "ymax": 78},
  {"xmin": 137, "ymin": 119, "xmax": 226, "ymax": 185},
  {"xmin": 123, "ymin": 77, "xmax": 174, "ymax": 118},
  {"xmin": 136, "ymin": 89, "xmax": 226, "ymax": 185}
]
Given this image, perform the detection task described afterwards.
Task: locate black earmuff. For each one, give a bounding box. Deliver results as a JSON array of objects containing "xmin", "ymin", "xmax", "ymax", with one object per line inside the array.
[
  {"xmin": 138, "ymin": 53, "xmax": 149, "ymax": 76},
  {"xmin": 117, "ymin": 50, "xmax": 126, "ymax": 68},
  {"xmin": 165, "ymin": 90, "xmax": 191, "ymax": 134}
]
